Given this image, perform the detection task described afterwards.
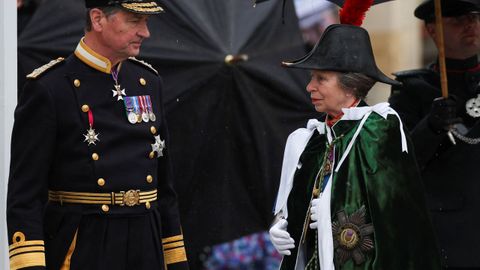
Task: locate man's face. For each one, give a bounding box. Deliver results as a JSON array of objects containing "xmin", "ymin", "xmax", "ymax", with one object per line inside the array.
[
  {"xmin": 427, "ymin": 13, "xmax": 480, "ymax": 59},
  {"xmin": 99, "ymin": 10, "xmax": 151, "ymax": 60}
]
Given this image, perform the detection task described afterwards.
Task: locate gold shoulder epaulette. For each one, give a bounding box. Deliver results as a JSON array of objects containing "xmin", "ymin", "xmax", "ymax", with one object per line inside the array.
[
  {"xmin": 128, "ymin": 57, "xmax": 158, "ymax": 75},
  {"xmin": 26, "ymin": 57, "xmax": 65, "ymax": 79}
]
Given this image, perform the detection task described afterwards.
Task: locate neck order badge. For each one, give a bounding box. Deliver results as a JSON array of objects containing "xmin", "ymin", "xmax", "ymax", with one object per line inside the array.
[{"xmin": 111, "ymin": 68, "xmax": 126, "ymax": 101}]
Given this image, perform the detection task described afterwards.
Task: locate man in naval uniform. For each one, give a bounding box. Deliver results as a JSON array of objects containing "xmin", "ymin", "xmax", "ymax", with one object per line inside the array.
[
  {"xmin": 389, "ymin": 0, "xmax": 480, "ymax": 268},
  {"xmin": 7, "ymin": 1, "xmax": 189, "ymax": 269}
]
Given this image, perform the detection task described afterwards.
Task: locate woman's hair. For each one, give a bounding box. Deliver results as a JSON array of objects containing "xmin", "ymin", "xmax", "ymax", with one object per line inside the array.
[
  {"xmin": 336, "ymin": 72, "xmax": 376, "ymax": 99},
  {"xmin": 85, "ymin": 7, "xmax": 120, "ymax": 32}
]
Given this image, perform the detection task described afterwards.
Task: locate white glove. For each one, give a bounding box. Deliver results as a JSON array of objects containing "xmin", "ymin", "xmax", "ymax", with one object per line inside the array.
[
  {"xmin": 309, "ymin": 198, "xmax": 320, "ymax": 229},
  {"xmin": 269, "ymin": 219, "xmax": 295, "ymax": 256}
]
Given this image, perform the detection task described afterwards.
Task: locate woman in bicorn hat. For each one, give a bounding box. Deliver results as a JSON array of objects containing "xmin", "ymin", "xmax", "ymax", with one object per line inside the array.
[{"xmin": 268, "ymin": 1, "xmax": 442, "ymax": 269}]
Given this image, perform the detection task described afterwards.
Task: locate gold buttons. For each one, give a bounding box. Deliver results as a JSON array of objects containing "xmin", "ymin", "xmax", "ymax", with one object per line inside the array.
[
  {"xmin": 74, "ymin": 79, "xmax": 81, "ymax": 87},
  {"xmin": 92, "ymin": 153, "xmax": 99, "ymax": 161},
  {"xmin": 81, "ymin": 104, "xmax": 90, "ymax": 113},
  {"xmin": 145, "ymin": 201, "xmax": 151, "ymax": 209},
  {"xmin": 150, "ymin": 126, "xmax": 157, "ymax": 135},
  {"xmin": 146, "ymin": 175, "xmax": 153, "ymax": 183},
  {"xmin": 101, "ymin": 204, "xmax": 109, "ymax": 212},
  {"xmin": 140, "ymin": 78, "xmax": 147, "ymax": 86},
  {"xmin": 149, "ymin": 151, "xmax": 155, "ymax": 159},
  {"xmin": 97, "ymin": 178, "xmax": 105, "ymax": 186}
]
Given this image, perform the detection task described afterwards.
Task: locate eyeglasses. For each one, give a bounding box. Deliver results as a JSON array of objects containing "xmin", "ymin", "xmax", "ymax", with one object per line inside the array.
[{"xmin": 445, "ymin": 12, "xmax": 480, "ymax": 26}]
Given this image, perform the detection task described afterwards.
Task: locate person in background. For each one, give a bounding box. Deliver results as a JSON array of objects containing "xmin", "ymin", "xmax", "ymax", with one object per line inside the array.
[
  {"xmin": 389, "ymin": 0, "xmax": 480, "ymax": 268},
  {"xmin": 7, "ymin": 1, "xmax": 188, "ymax": 269},
  {"xmin": 294, "ymin": 0, "xmax": 338, "ymax": 51}
]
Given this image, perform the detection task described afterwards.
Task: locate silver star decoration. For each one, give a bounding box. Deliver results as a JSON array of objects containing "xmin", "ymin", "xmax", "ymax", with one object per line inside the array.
[
  {"xmin": 111, "ymin": 84, "xmax": 126, "ymax": 101},
  {"xmin": 151, "ymin": 135, "xmax": 165, "ymax": 157},
  {"xmin": 83, "ymin": 126, "xmax": 100, "ymax": 145}
]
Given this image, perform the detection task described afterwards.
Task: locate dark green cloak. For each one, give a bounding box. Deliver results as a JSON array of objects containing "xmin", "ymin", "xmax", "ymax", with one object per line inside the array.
[{"xmin": 278, "ymin": 104, "xmax": 441, "ymax": 269}]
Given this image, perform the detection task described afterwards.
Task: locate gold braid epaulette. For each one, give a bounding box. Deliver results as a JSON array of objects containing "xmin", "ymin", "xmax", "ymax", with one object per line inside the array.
[
  {"xmin": 26, "ymin": 57, "xmax": 65, "ymax": 79},
  {"xmin": 128, "ymin": 57, "xmax": 159, "ymax": 75}
]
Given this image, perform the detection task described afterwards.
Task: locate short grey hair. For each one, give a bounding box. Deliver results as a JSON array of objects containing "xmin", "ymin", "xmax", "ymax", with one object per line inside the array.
[
  {"xmin": 85, "ymin": 7, "xmax": 121, "ymax": 32},
  {"xmin": 336, "ymin": 72, "xmax": 376, "ymax": 100}
]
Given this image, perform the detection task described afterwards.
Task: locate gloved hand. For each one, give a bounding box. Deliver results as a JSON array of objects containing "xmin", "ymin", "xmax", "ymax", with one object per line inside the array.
[
  {"xmin": 309, "ymin": 198, "xmax": 320, "ymax": 230},
  {"xmin": 428, "ymin": 96, "xmax": 462, "ymax": 133},
  {"xmin": 269, "ymin": 219, "xmax": 295, "ymax": 256}
]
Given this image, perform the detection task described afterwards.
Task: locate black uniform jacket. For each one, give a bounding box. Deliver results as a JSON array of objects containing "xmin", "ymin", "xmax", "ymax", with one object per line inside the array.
[
  {"xmin": 7, "ymin": 39, "xmax": 188, "ymax": 270},
  {"xmin": 389, "ymin": 56, "xmax": 480, "ymax": 268}
]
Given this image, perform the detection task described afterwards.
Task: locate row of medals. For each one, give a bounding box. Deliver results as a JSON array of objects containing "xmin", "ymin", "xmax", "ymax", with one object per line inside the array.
[{"xmin": 127, "ymin": 107, "xmax": 156, "ymax": 124}]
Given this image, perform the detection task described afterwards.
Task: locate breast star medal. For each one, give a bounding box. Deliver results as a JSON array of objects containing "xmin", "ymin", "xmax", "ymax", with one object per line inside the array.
[
  {"xmin": 151, "ymin": 135, "xmax": 165, "ymax": 158},
  {"xmin": 466, "ymin": 94, "xmax": 480, "ymax": 118},
  {"xmin": 332, "ymin": 205, "xmax": 374, "ymax": 266}
]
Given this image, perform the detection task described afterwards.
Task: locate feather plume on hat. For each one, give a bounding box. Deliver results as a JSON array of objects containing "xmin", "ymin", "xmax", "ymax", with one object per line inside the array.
[{"xmin": 339, "ymin": 0, "xmax": 374, "ymax": 26}]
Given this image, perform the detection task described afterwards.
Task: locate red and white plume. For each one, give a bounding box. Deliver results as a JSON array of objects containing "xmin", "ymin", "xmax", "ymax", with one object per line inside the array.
[{"xmin": 339, "ymin": 0, "xmax": 374, "ymax": 26}]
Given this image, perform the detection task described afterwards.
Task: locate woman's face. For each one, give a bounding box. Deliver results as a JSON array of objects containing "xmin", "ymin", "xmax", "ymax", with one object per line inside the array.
[{"xmin": 306, "ymin": 70, "xmax": 355, "ymax": 116}]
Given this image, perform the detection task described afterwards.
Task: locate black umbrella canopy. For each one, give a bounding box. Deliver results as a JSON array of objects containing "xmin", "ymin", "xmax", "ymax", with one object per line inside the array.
[
  {"xmin": 18, "ymin": 0, "xmax": 318, "ymax": 268},
  {"xmin": 17, "ymin": 0, "xmax": 85, "ymax": 94},
  {"xmin": 147, "ymin": 1, "xmax": 318, "ymax": 267}
]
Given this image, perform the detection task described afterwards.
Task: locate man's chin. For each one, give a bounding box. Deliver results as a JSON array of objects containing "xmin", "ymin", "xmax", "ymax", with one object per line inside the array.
[{"xmin": 127, "ymin": 49, "xmax": 141, "ymax": 58}]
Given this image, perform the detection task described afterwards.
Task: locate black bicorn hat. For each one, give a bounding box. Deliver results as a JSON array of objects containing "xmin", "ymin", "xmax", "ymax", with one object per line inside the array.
[
  {"xmin": 414, "ymin": 0, "xmax": 480, "ymax": 21},
  {"xmin": 85, "ymin": 0, "xmax": 164, "ymax": 14},
  {"xmin": 282, "ymin": 24, "xmax": 400, "ymax": 86}
]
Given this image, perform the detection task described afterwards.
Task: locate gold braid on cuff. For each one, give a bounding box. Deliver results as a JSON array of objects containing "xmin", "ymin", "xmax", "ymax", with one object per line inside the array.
[
  {"xmin": 9, "ymin": 232, "xmax": 46, "ymax": 270},
  {"xmin": 162, "ymin": 235, "xmax": 187, "ymax": 265}
]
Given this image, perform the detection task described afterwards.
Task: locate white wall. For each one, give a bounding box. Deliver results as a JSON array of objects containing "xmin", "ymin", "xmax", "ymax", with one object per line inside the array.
[{"xmin": 1, "ymin": 0, "xmax": 17, "ymax": 268}]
